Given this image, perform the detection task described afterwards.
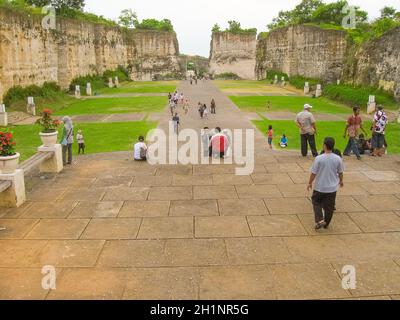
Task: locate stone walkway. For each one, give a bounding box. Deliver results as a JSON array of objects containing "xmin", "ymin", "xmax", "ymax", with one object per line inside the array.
[{"xmin": 1, "ymin": 81, "xmax": 400, "ymax": 300}]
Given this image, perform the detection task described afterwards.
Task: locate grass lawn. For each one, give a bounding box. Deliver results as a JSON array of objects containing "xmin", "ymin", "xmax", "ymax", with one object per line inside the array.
[
  {"xmin": 96, "ymin": 81, "xmax": 179, "ymax": 95},
  {"xmin": 54, "ymin": 96, "xmax": 167, "ymax": 116},
  {"xmin": 231, "ymin": 96, "xmax": 352, "ymax": 114},
  {"xmin": 9, "ymin": 121, "xmax": 157, "ymax": 162},
  {"xmin": 253, "ymin": 119, "xmax": 400, "ymax": 155}
]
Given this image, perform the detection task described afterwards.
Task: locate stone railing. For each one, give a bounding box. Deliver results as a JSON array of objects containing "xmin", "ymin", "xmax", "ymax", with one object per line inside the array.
[{"xmin": 0, "ymin": 144, "xmax": 63, "ymax": 208}]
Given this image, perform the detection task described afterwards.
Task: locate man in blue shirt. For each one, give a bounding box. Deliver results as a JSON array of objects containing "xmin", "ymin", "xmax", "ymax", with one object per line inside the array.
[{"xmin": 308, "ymin": 137, "xmax": 344, "ymax": 230}]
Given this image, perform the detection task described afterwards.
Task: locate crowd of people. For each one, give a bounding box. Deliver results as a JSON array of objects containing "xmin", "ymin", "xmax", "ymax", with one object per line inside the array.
[
  {"xmin": 135, "ymin": 88, "xmax": 393, "ymax": 232},
  {"xmin": 168, "ymin": 91, "xmax": 190, "ymax": 117},
  {"xmin": 292, "ymin": 103, "xmax": 389, "ymax": 159}
]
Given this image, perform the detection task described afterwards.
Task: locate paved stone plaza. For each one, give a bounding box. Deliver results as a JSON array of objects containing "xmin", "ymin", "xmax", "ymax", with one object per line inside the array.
[{"xmin": 1, "ymin": 81, "xmax": 400, "ymax": 300}]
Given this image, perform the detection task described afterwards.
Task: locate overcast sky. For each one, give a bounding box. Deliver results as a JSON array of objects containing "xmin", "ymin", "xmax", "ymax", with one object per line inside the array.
[{"xmin": 85, "ymin": 0, "xmax": 400, "ymax": 57}]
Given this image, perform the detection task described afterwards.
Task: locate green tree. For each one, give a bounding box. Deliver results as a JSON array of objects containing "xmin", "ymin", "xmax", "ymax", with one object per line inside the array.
[
  {"xmin": 118, "ymin": 9, "xmax": 137, "ymax": 28},
  {"xmin": 267, "ymin": 0, "xmax": 322, "ymax": 30},
  {"xmin": 227, "ymin": 20, "xmax": 242, "ymax": 33},
  {"xmin": 380, "ymin": 6, "xmax": 397, "ymax": 19},
  {"xmin": 212, "ymin": 23, "xmax": 221, "ymax": 33},
  {"xmin": 291, "ymin": 0, "xmax": 323, "ymax": 24},
  {"xmin": 267, "ymin": 0, "xmax": 368, "ymax": 30},
  {"xmin": 311, "ymin": 0, "xmax": 368, "ymax": 26}
]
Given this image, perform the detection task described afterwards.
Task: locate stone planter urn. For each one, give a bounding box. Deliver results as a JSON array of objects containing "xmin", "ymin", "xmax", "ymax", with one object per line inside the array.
[
  {"xmin": 39, "ymin": 131, "xmax": 58, "ymax": 147},
  {"xmin": 0, "ymin": 153, "xmax": 20, "ymax": 174}
]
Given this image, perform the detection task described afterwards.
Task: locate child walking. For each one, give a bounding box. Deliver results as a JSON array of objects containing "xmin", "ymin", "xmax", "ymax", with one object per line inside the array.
[
  {"xmin": 77, "ymin": 129, "xmax": 85, "ymax": 154},
  {"xmin": 267, "ymin": 125, "xmax": 273, "ymax": 150}
]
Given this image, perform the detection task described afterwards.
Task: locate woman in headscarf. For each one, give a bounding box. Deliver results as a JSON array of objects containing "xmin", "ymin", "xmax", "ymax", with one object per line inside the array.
[{"xmin": 61, "ymin": 116, "xmax": 74, "ymax": 165}]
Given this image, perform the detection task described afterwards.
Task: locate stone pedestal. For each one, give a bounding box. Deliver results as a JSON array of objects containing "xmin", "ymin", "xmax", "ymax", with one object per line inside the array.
[
  {"xmin": 304, "ymin": 82, "xmax": 310, "ymax": 94},
  {"xmin": 315, "ymin": 84, "xmax": 322, "ymax": 98},
  {"xmin": 367, "ymin": 95, "xmax": 376, "ymax": 114},
  {"xmin": 27, "ymin": 97, "xmax": 36, "ymax": 116},
  {"xmin": 0, "ymin": 169, "xmax": 26, "ymax": 208},
  {"xmin": 75, "ymin": 85, "xmax": 81, "ymax": 99},
  {"xmin": 0, "ymin": 104, "xmax": 7, "ymax": 126},
  {"xmin": 108, "ymin": 78, "xmax": 114, "ymax": 88},
  {"xmin": 114, "ymin": 76, "xmax": 119, "ymax": 88},
  {"xmin": 337, "ymin": 79, "xmax": 341, "ymax": 85},
  {"xmin": 281, "ymin": 76, "xmax": 286, "ymax": 86},
  {"xmin": 86, "ymin": 83, "xmax": 92, "ymax": 96},
  {"xmin": 38, "ymin": 144, "xmax": 63, "ymax": 174},
  {"xmin": 273, "ymin": 75, "xmax": 278, "ymax": 84}
]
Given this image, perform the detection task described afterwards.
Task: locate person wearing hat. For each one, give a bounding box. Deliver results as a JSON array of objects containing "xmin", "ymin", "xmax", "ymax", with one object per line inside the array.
[
  {"xmin": 295, "ymin": 104, "xmax": 318, "ymax": 157},
  {"xmin": 76, "ymin": 129, "xmax": 85, "ymax": 155}
]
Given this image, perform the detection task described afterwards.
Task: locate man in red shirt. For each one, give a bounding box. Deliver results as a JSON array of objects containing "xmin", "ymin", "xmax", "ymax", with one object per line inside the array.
[{"xmin": 343, "ymin": 106, "xmax": 366, "ymax": 160}]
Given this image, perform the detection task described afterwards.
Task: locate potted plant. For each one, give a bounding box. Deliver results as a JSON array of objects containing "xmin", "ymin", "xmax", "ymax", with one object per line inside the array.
[
  {"xmin": 36, "ymin": 109, "xmax": 61, "ymax": 147},
  {"xmin": 0, "ymin": 129, "xmax": 19, "ymax": 174}
]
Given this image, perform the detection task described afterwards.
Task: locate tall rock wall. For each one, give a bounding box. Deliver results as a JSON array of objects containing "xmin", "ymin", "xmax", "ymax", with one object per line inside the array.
[
  {"xmin": 256, "ymin": 25, "xmax": 347, "ymax": 82},
  {"xmin": 0, "ymin": 7, "xmax": 181, "ymax": 100},
  {"xmin": 344, "ymin": 26, "xmax": 400, "ymax": 100},
  {"xmin": 209, "ymin": 32, "xmax": 257, "ymax": 80}
]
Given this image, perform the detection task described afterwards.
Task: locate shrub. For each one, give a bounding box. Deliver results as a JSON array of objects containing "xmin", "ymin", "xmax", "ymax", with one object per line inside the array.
[
  {"xmin": 3, "ymin": 82, "xmax": 61, "ymax": 106},
  {"xmin": 134, "ymin": 18, "xmax": 174, "ymax": 31},
  {"xmin": 289, "ymin": 75, "xmax": 320, "ymax": 89},
  {"xmin": 214, "ymin": 72, "xmax": 241, "ymax": 80},
  {"xmin": 69, "ymin": 75, "xmax": 106, "ymax": 93},
  {"xmin": 324, "ymin": 84, "xmax": 398, "ymax": 109},
  {"xmin": 266, "ymin": 70, "xmax": 289, "ymax": 82},
  {"xmin": 103, "ymin": 68, "xmax": 129, "ymax": 83},
  {"xmin": 0, "ymin": 129, "xmax": 17, "ymax": 156}
]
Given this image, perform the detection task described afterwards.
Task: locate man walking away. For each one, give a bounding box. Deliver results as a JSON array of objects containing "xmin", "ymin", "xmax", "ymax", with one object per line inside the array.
[
  {"xmin": 172, "ymin": 113, "xmax": 180, "ymax": 135},
  {"xmin": 343, "ymin": 106, "xmax": 366, "ymax": 160},
  {"xmin": 211, "ymin": 99, "xmax": 216, "ymax": 114},
  {"xmin": 372, "ymin": 105, "xmax": 388, "ymax": 157},
  {"xmin": 296, "ymin": 104, "xmax": 318, "ymax": 157},
  {"xmin": 198, "ymin": 102, "xmax": 204, "ymax": 118},
  {"xmin": 308, "ymin": 137, "xmax": 344, "ymax": 230},
  {"xmin": 169, "ymin": 99, "xmax": 176, "ymax": 117}
]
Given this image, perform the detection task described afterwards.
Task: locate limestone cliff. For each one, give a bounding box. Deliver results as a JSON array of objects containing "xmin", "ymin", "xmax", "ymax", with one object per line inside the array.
[
  {"xmin": 0, "ymin": 7, "xmax": 182, "ymax": 100},
  {"xmin": 344, "ymin": 26, "xmax": 400, "ymax": 100},
  {"xmin": 209, "ymin": 32, "xmax": 257, "ymax": 80},
  {"xmin": 256, "ymin": 25, "xmax": 347, "ymax": 83},
  {"xmin": 255, "ymin": 24, "xmax": 400, "ymax": 100}
]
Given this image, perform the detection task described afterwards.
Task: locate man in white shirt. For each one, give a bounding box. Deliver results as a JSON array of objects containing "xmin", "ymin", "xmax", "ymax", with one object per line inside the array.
[
  {"xmin": 308, "ymin": 137, "xmax": 344, "ymax": 230},
  {"xmin": 296, "ymin": 104, "xmax": 318, "ymax": 157},
  {"xmin": 134, "ymin": 136, "xmax": 148, "ymax": 161}
]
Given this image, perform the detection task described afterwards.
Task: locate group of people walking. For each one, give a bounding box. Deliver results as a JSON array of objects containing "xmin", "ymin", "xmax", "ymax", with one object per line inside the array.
[
  {"xmin": 168, "ymin": 91, "xmax": 190, "ymax": 116},
  {"xmin": 198, "ymin": 99, "xmax": 216, "ymax": 119}
]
